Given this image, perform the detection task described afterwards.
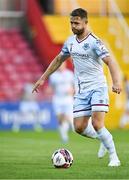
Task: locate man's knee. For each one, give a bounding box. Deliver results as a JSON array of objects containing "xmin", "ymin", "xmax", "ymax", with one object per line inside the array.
[
  {"xmin": 92, "ymin": 112, "xmax": 105, "ymax": 131},
  {"xmin": 74, "ymin": 121, "xmax": 85, "ymax": 134}
]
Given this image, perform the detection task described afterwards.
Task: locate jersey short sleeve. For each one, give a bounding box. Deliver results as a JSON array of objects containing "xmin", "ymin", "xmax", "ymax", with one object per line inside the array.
[
  {"xmin": 93, "ymin": 39, "xmax": 110, "ymax": 59},
  {"xmin": 60, "ymin": 37, "xmax": 72, "ymax": 58}
]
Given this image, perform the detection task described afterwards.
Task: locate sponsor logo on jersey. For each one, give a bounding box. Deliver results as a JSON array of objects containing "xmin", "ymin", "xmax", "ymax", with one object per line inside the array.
[
  {"xmin": 71, "ymin": 52, "xmax": 89, "ymax": 59},
  {"xmin": 99, "ymin": 100, "xmax": 104, "ymax": 103}
]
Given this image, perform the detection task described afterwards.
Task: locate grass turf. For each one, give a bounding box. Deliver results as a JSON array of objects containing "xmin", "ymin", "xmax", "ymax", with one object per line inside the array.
[{"xmin": 0, "ymin": 130, "xmax": 129, "ymax": 179}]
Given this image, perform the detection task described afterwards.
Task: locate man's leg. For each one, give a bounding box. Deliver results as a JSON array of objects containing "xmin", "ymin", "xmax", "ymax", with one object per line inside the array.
[
  {"xmin": 120, "ymin": 109, "xmax": 129, "ymax": 128},
  {"xmin": 73, "ymin": 90, "xmax": 107, "ymax": 161},
  {"xmin": 97, "ymin": 142, "xmax": 107, "ymax": 158},
  {"xmin": 81, "ymin": 117, "xmax": 97, "ymax": 138},
  {"xmin": 74, "ymin": 116, "xmax": 93, "ymax": 136},
  {"xmin": 92, "ymin": 111, "xmax": 120, "ymax": 167},
  {"xmin": 74, "ymin": 116, "xmax": 107, "ymax": 158},
  {"xmin": 84, "ymin": 118, "xmax": 107, "ymax": 158},
  {"xmin": 57, "ymin": 114, "xmax": 69, "ymax": 143}
]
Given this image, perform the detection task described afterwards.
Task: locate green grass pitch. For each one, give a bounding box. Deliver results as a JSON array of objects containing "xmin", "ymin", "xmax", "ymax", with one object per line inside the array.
[{"xmin": 0, "ymin": 129, "xmax": 129, "ymax": 179}]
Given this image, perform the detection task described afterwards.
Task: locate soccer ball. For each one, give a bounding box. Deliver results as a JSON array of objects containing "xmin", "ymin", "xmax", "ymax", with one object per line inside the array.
[{"xmin": 51, "ymin": 148, "xmax": 73, "ymax": 168}]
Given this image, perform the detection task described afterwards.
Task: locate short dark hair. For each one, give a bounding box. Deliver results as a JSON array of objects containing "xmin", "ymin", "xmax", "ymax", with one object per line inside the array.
[{"xmin": 70, "ymin": 8, "xmax": 88, "ymax": 19}]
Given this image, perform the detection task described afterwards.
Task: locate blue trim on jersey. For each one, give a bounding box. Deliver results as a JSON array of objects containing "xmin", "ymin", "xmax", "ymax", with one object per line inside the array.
[
  {"xmin": 61, "ymin": 51, "xmax": 70, "ymax": 55},
  {"xmin": 76, "ymin": 32, "xmax": 91, "ymax": 43},
  {"xmin": 99, "ymin": 52, "xmax": 109, "ymax": 56},
  {"xmin": 76, "ymin": 76, "xmax": 81, "ymax": 94},
  {"xmin": 78, "ymin": 83, "xmax": 81, "ymax": 93},
  {"xmin": 90, "ymin": 33, "xmax": 98, "ymax": 39},
  {"xmin": 99, "ymin": 52, "xmax": 109, "ymax": 59}
]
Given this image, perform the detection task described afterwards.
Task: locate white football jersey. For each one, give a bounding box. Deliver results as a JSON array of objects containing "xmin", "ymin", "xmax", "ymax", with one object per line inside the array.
[
  {"xmin": 49, "ymin": 69, "xmax": 74, "ymax": 98},
  {"xmin": 60, "ymin": 32, "xmax": 110, "ymax": 95}
]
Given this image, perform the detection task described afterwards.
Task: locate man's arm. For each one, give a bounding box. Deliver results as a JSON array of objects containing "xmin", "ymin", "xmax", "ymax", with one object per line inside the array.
[
  {"xmin": 103, "ymin": 56, "xmax": 122, "ymax": 94},
  {"xmin": 32, "ymin": 53, "xmax": 68, "ymax": 93}
]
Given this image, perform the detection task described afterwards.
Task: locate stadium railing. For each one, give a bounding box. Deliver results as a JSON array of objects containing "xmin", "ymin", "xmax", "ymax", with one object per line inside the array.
[{"xmin": 0, "ymin": 0, "xmax": 26, "ymax": 28}]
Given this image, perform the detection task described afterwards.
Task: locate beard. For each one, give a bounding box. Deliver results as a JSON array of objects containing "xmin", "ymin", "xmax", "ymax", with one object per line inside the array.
[{"xmin": 72, "ymin": 28, "xmax": 85, "ymax": 35}]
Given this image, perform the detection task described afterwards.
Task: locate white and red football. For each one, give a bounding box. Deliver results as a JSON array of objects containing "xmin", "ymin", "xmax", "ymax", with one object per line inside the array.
[{"xmin": 51, "ymin": 148, "xmax": 73, "ymax": 168}]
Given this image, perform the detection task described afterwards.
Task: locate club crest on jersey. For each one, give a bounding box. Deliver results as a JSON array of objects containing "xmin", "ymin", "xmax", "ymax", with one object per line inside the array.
[{"xmin": 83, "ymin": 43, "xmax": 90, "ymax": 50}]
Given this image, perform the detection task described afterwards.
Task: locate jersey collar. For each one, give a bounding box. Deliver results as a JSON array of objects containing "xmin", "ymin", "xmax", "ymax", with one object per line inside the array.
[{"xmin": 76, "ymin": 32, "xmax": 91, "ymax": 43}]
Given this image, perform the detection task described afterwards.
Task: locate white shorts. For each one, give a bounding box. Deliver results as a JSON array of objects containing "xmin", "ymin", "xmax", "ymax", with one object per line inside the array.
[
  {"xmin": 52, "ymin": 96, "xmax": 73, "ymax": 117},
  {"xmin": 73, "ymin": 87, "xmax": 109, "ymax": 118}
]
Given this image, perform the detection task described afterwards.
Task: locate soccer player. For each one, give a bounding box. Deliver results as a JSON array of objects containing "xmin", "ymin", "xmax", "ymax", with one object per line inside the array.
[
  {"xmin": 32, "ymin": 8, "xmax": 122, "ymax": 167},
  {"xmin": 49, "ymin": 62, "xmax": 74, "ymax": 143}
]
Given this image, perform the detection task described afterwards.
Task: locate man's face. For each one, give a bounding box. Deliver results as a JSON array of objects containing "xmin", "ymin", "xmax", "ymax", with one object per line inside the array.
[{"xmin": 70, "ymin": 16, "xmax": 87, "ymax": 35}]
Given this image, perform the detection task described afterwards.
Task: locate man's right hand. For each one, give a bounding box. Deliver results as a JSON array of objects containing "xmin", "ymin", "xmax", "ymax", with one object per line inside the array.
[{"xmin": 32, "ymin": 78, "xmax": 44, "ymax": 93}]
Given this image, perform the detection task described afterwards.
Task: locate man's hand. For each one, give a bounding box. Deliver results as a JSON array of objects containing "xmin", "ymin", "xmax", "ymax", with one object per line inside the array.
[
  {"xmin": 32, "ymin": 78, "xmax": 44, "ymax": 93},
  {"xmin": 112, "ymin": 83, "xmax": 122, "ymax": 94}
]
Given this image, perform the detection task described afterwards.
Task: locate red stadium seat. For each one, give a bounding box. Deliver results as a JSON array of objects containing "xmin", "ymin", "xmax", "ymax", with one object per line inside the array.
[{"xmin": 0, "ymin": 29, "xmax": 42, "ymax": 101}]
